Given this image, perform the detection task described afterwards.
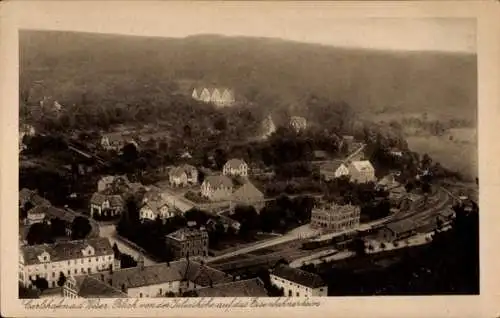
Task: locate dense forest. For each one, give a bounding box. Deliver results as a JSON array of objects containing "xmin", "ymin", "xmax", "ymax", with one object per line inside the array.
[{"xmin": 20, "ymin": 30, "xmax": 477, "ymax": 124}]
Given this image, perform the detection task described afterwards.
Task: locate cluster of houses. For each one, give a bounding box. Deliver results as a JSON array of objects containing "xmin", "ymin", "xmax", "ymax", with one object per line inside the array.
[
  {"xmin": 20, "ymin": 230, "xmax": 327, "ymax": 298},
  {"xmin": 191, "ymin": 87, "xmax": 236, "ymax": 108},
  {"xmin": 19, "ymin": 188, "xmax": 99, "ymax": 243}
]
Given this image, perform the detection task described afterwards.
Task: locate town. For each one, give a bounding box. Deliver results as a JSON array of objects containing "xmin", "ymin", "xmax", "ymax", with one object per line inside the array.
[{"xmin": 18, "ymin": 30, "xmax": 479, "ymax": 299}]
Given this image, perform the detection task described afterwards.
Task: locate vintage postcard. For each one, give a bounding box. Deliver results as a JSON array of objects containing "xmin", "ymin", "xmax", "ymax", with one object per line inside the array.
[{"xmin": 1, "ymin": 1, "xmax": 499, "ymax": 317}]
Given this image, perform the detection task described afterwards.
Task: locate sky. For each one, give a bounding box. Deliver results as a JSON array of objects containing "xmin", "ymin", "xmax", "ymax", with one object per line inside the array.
[{"xmin": 15, "ymin": 2, "xmax": 476, "ymax": 53}]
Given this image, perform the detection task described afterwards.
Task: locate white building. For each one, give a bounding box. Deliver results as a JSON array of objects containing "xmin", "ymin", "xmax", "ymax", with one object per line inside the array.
[
  {"xmin": 270, "ymin": 264, "xmax": 328, "ymax": 297},
  {"xmin": 222, "ymin": 158, "xmax": 248, "ymax": 177},
  {"xmin": 289, "ymin": 116, "xmax": 307, "ymax": 133},
  {"xmin": 64, "ymin": 259, "xmax": 232, "ymax": 298},
  {"xmin": 19, "ymin": 238, "xmax": 116, "ymax": 289},
  {"xmin": 348, "ymin": 160, "xmax": 376, "ymax": 183},
  {"xmin": 139, "ymin": 198, "xmax": 174, "ymax": 221},
  {"xmin": 192, "ymin": 87, "xmax": 235, "ymax": 108}
]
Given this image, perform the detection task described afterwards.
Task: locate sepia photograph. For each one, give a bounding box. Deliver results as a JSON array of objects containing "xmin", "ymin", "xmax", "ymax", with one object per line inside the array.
[{"xmin": 2, "ymin": 1, "xmax": 499, "ymax": 317}]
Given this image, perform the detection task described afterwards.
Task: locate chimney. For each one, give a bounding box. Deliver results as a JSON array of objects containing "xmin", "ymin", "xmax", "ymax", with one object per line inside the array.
[{"xmin": 138, "ymin": 254, "xmax": 145, "ymax": 270}]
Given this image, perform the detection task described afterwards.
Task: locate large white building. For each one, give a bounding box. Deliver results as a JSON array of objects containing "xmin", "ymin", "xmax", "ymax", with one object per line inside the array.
[
  {"xmin": 222, "ymin": 158, "xmax": 248, "ymax": 177},
  {"xmin": 64, "ymin": 259, "xmax": 232, "ymax": 298},
  {"xmin": 19, "ymin": 238, "xmax": 117, "ymax": 289},
  {"xmin": 270, "ymin": 264, "xmax": 328, "ymax": 297}
]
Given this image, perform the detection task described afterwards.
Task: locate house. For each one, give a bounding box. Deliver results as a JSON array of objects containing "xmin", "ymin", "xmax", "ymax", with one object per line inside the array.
[
  {"xmin": 223, "ymin": 158, "xmax": 248, "ymax": 177},
  {"xmin": 19, "ymin": 237, "xmax": 116, "ymax": 289},
  {"xmin": 310, "ymin": 201, "xmax": 361, "ymax": 233},
  {"xmin": 169, "ymin": 164, "xmax": 198, "ymax": 187},
  {"xmin": 100, "ymin": 133, "xmax": 136, "ymax": 151},
  {"xmin": 270, "ymin": 264, "xmax": 328, "ymax": 297},
  {"xmin": 165, "ymin": 227, "xmax": 209, "ymax": 260},
  {"xmin": 378, "ymin": 219, "xmax": 417, "ymax": 242},
  {"xmin": 195, "ymin": 278, "xmax": 268, "ymax": 297},
  {"xmin": 389, "ymin": 148, "xmax": 404, "ymax": 157},
  {"xmin": 89, "ymin": 193, "xmax": 125, "ymax": 218},
  {"xmin": 97, "ymin": 175, "xmax": 131, "ymax": 193},
  {"xmin": 348, "ymin": 160, "xmax": 376, "ymax": 183},
  {"xmin": 201, "ymin": 176, "xmax": 233, "ymax": 201},
  {"xmin": 289, "ymin": 116, "xmax": 307, "ymax": 133},
  {"xmin": 25, "ymin": 205, "xmax": 48, "ymax": 226},
  {"xmin": 231, "ymin": 181, "xmax": 265, "ymax": 211},
  {"xmin": 140, "ymin": 197, "xmax": 173, "ymax": 221},
  {"xmin": 319, "ymin": 160, "xmax": 349, "ymax": 181},
  {"xmin": 192, "ymin": 87, "xmax": 235, "ymax": 107},
  {"xmin": 64, "ymin": 259, "xmax": 232, "ymax": 298}
]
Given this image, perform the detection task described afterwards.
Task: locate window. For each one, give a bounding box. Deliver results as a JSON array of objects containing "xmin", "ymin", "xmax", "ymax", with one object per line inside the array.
[
  {"xmin": 159, "ymin": 288, "xmax": 162, "ymax": 295},
  {"xmin": 139, "ymin": 293, "xmax": 143, "ymax": 298},
  {"xmin": 81, "ymin": 268, "xmax": 84, "ymax": 273},
  {"xmin": 288, "ymin": 290, "xmax": 292, "ymax": 297},
  {"xmin": 74, "ymin": 269, "xmax": 77, "ymax": 274},
  {"xmin": 319, "ymin": 288, "xmax": 323, "ymax": 292},
  {"xmin": 89, "ymin": 259, "xmax": 91, "ymax": 263},
  {"xmin": 296, "ymin": 292, "xmax": 300, "ymax": 297},
  {"xmin": 52, "ymin": 272, "xmax": 55, "ymax": 278}
]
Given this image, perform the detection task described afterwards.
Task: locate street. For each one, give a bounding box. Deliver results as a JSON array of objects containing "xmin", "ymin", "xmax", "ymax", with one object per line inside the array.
[{"xmin": 99, "ymin": 224, "xmax": 158, "ymax": 266}]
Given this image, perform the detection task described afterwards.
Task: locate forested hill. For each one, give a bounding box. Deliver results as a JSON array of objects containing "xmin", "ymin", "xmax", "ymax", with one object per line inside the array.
[{"xmin": 20, "ymin": 30, "xmax": 477, "ymax": 122}]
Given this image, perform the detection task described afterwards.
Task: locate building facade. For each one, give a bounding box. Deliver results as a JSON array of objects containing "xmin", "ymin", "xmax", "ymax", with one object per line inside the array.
[
  {"xmin": 64, "ymin": 260, "xmax": 232, "ymax": 298},
  {"xmin": 89, "ymin": 193, "xmax": 124, "ymax": 218},
  {"xmin": 310, "ymin": 202, "xmax": 361, "ymax": 233},
  {"xmin": 270, "ymin": 264, "xmax": 328, "ymax": 297},
  {"xmin": 222, "ymin": 159, "xmax": 248, "ymax": 177},
  {"xmin": 19, "ymin": 238, "xmax": 116, "ymax": 289},
  {"xmin": 289, "ymin": 116, "xmax": 307, "ymax": 133},
  {"xmin": 165, "ymin": 227, "xmax": 209, "ymax": 260},
  {"xmin": 169, "ymin": 164, "xmax": 198, "ymax": 187}
]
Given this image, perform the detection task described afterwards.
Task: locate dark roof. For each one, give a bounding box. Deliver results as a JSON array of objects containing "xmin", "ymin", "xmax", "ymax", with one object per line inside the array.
[
  {"xmin": 90, "ymin": 192, "xmax": 107, "ymax": 205},
  {"xmin": 28, "ymin": 205, "xmax": 74, "ymax": 223},
  {"xmin": 384, "ymin": 219, "xmax": 416, "ymax": 235},
  {"xmin": 232, "ymin": 182, "xmax": 264, "ymax": 202},
  {"xmin": 21, "ymin": 238, "xmax": 113, "ymax": 265},
  {"xmin": 85, "ymin": 260, "xmax": 231, "ymax": 290},
  {"xmin": 271, "ymin": 264, "xmax": 326, "ymax": 288},
  {"xmin": 320, "ymin": 160, "xmax": 345, "ymax": 172},
  {"xmin": 74, "ymin": 276, "xmax": 128, "ymax": 298},
  {"xmin": 204, "ymin": 175, "xmax": 233, "ymax": 189},
  {"xmin": 196, "ymin": 278, "xmax": 268, "ymax": 297},
  {"xmin": 224, "ymin": 158, "xmax": 247, "ymax": 169},
  {"xmin": 108, "ymin": 195, "xmax": 124, "ymax": 207},
  {"xmin": 19, "ymin": 188, "xmax": 36, "ymax": 206}
]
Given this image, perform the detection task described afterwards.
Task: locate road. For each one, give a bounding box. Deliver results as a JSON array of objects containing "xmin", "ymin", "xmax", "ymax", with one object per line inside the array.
[
  {"xmin": 99, "ymin": 224, "xmax": 158, "ymax": 266},
  {"xmin": 207, "ymin": 224, "xmax": 315, "ymax": 263}
]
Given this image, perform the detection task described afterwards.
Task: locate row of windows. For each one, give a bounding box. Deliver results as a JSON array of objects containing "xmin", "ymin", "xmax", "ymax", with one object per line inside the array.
[
  {"xmin": 26, "ymin": 264, "xmax": 112, "ymax": 280},
  {"xmin": 33, "ymin": 255, "xmax": 113, "ymax": 269}
]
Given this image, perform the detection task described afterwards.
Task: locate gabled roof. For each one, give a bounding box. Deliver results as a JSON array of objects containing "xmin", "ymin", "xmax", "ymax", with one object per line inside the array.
[
  {"xmin": 21, "ymin": 238, "xmax": 113, "ymax": 266},
  {"xmin": 90, "ymin": 193, "xmax": 108, "ymax": 205},
  {"xmin": 320, "ymin": 160, "xmax": 346, "ymax": 172},
  {"xmin": 204, "ymin": 175, "xmax": 233, "ymax": 189},
  {"xmin": 232, "ymin": 182, "xmax": 264, "ymax": 202},
  {"xmin": 350, "ymin": 160, "xmax": 374, "ymax": 172},
  {"xmin": 196, "ymin": 278, "xmax": 268, "ymax": 297},
  {"xmin": 108, "ymin": 195, "xmax": 124, "ymax": 207},
  {"xmin": 83, "ymin": 260, "xmax": 231, "ymax": 290},
  {"xmin": 169, "ymin": 166, "xmax": 188, "ymax": 178},
  {"xmin": 271, "ymin": 264, "xmax": 326, "ymax": 288},
  {"xmin": 224, "ymin": 158, "xmax": 247, "ymax": 169},
  {"xmin": 166, "ymin": 227, "xmax": 207, "ymax": 241},
  {"xmin": 73, "ymin": 276, "xmax": 128, "ymax": 298}
]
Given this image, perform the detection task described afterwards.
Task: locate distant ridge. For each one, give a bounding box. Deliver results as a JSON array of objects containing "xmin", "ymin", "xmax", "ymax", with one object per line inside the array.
[{"xmin": 20, "ymin": 30, "xmax": 477, "ymax": 121}]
